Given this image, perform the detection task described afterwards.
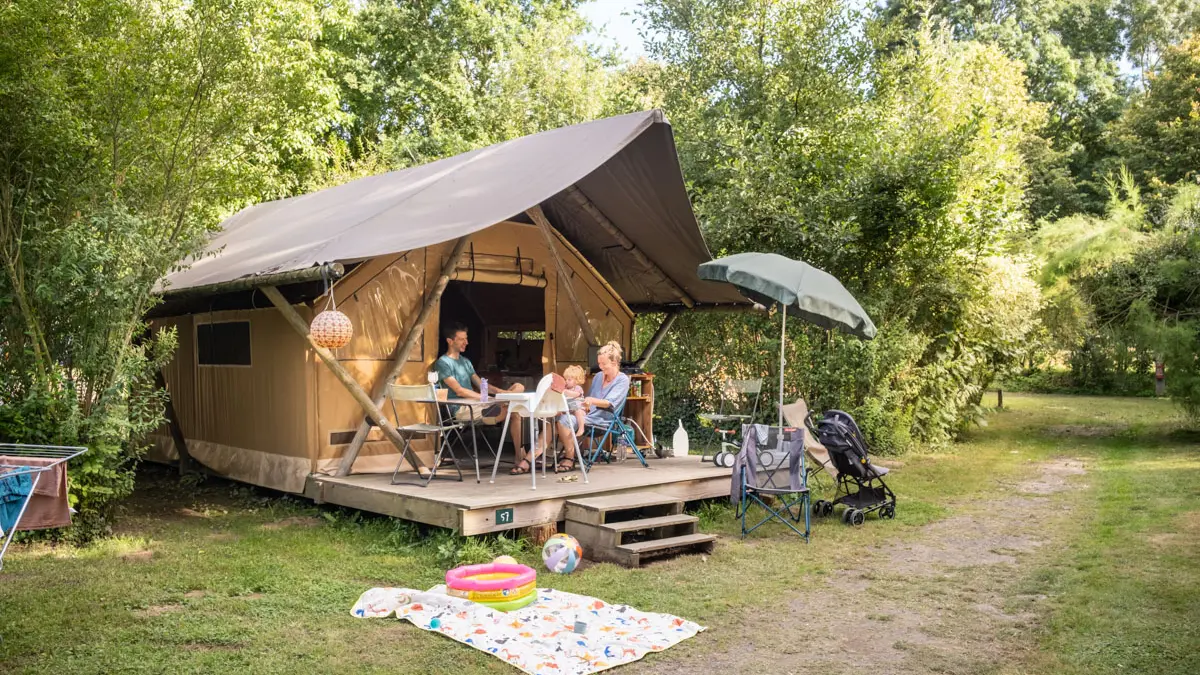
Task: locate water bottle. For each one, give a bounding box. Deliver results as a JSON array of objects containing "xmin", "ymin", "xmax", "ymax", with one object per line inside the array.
[{"xmin": 480, "ymin": 378, "xmax": 488, "ymax": 403}]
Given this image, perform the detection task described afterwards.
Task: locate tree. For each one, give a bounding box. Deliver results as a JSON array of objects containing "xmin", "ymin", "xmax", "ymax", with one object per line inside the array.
[
  {"xmin": 623, "ymin": 1, "xmax": 1044, "ymax": 450},
  {"xmin": 1110, "ymin": 32, "xmax": 1200, "ymax": 215},
  {"xmin": 0, "ymin": 0, "xmax": 342, "ymax": 535}
]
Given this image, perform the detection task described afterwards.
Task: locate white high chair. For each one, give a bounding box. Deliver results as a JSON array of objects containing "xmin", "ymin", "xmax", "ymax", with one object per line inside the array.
[{"xmin": 489, "ymin": 374, "xmax": 588, "ymax": 489}]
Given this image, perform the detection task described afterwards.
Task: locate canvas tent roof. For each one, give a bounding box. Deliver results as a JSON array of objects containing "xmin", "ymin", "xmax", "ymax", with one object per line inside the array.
[{"xmin": 161, "ymin": 110, "xmax": 746, "ymax": 311}]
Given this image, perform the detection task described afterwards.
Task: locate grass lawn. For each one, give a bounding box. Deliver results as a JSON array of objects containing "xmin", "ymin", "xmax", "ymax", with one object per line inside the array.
[{"xmin": 1, "ymin": 394, "xmax": 1197, "ymax": 674}]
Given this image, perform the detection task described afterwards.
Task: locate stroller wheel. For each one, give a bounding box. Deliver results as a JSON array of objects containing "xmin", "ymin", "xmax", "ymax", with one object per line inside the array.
[
  {"xmin": 849, "ymin": 509, "xmax": 866, "ymax": 526},
  {"xmin": 822, "ymin": 501, "xmax": 834, "ymax": 517},
  {"xmin": 841, "ymin": 507, "xmax": 853, "ymax": 524},
  {"xmin": 813, "ymin": 500, "xmax": 826, "ymax": 516},
  {"xmin": 880, "ymin": 504, "xmax": 896, "ymax": 520}
]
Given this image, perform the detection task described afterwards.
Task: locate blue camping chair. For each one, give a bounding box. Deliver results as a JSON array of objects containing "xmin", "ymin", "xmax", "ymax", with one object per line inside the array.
[{"xmin": 583, "ymin": 400, "xmax": 649, "ymax": 468}]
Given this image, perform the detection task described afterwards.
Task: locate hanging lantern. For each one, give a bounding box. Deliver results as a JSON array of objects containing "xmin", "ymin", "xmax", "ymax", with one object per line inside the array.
[
  {"xmin": 310, "ymin": 265, "xmax": 353, "ymax": 349},
  {"xmin": 311, "ymin": 309, "xmax": 353, "ymax": 349}
]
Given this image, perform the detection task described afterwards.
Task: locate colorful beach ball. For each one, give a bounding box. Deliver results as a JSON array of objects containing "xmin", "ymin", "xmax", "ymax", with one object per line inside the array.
[{"xmin": 541, "ymin": 533, "xmax": 583, "ymax": 574}]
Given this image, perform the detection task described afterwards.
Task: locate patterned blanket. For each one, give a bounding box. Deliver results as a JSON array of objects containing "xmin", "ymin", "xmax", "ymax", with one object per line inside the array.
[{"xmin": 351, "ymin": 585, "xmax": 705, "ymax": 674}]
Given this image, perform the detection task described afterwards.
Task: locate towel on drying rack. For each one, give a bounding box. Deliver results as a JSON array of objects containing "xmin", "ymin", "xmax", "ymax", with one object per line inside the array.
[
  {"xmin": 0, "ymin": 456, "xmax": 71, "ymax": 530},
  {"xmin": 0, "ymin": 467, "xmax": 34, "ymax": 533}
]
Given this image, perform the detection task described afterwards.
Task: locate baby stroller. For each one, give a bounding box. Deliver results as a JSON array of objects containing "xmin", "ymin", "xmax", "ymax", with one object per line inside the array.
[{"xmin": 808, "ymin": 410, "xmax": 896, "ymax": 526}]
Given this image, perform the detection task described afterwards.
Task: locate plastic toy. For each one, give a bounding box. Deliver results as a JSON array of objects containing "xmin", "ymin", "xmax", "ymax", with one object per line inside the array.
[
  {"xmin": 541, "ymin": 533, "xmax": 583, "ymax": 574},
  {"xmin": 445, "ymin": 561, "xmax": 537, "ymax": 611}
]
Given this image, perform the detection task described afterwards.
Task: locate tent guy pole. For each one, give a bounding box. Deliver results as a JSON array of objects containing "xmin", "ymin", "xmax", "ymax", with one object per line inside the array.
[{"xmin": 337, "ymin": 235, "xmax": 472, "ymax": 476}]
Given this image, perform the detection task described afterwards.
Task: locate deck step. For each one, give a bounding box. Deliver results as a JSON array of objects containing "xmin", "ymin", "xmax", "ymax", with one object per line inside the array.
[
  {"xmin": 616, "ymin": 533, "xmax": 717, "ymax": 566},
  {"xmin": 600, "ymin": 513, "xmax": 698, "ymax": 533},
  {"xmin": 565, "ymin": 491, "xmax": 716, "ymax": 567},
  {"xmin": 564, "ymin": 490, "xmax": 683, "ymax": 527}
]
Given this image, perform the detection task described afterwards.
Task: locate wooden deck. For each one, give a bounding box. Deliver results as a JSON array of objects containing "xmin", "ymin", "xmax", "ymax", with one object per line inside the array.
[{"xmin": 304, "ymin": 455, "xmax": 732, "ymax": 536}]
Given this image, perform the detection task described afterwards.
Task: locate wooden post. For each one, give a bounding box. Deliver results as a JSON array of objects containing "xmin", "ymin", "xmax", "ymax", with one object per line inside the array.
[
  {"xmin": 259, "ymin": 285, "xmax": 427, "ymax": 473},
  {"xmin": 154, "ymin": 369, "xmax": 194, "ymax": 475},
  {"xmin": 997, "ymin": 388, "xmax": 1003, "ymax": 409},
  {"xmin": 336, "ymin": 236, "xmax": 472, "ymax": 476},
  {"xmin": 528, "ymin": 205, "xmax": 597, "ymax": 346},
  {"xmin": 564, "ymin": 185, "xmax": 695, "ymax": 308},
  {"xmin": 635, "ymin": 310, "xmax": 679, "ymax": 369}
]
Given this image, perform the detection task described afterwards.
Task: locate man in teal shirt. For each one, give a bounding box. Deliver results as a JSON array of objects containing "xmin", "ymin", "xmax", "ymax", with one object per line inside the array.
[{"xmin": 435, "ymin": 323, "xmax": 531, "ymax": 472}]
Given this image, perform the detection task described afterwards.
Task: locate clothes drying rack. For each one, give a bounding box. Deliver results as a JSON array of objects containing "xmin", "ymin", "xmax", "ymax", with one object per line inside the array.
[{"xmin": 0, "ymin": 444, "xmax": 87, "ymax": 571}]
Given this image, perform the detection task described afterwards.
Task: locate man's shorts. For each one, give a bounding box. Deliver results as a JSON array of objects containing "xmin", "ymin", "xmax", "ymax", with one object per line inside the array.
[{"xmin": 453, "ymin": 403, "xmax": 505, "ymax": 423}]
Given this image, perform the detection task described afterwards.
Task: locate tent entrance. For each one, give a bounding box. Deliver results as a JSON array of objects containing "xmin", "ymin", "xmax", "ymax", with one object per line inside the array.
[{"xmin": 439, "ymin": 281, "xmax": 546, "ymax": 392}]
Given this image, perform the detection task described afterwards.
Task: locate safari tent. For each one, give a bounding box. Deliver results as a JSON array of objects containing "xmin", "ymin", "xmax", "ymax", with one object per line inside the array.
[{"xmin": 147, "ymin": 110, "xmax": 745, "ymax": 497}]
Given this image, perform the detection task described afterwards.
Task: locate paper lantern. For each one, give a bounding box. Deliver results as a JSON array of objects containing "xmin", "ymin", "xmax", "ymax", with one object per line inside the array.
[{"xmin": 311, "ymin": 309, "xmax": 353, "ymax": 349}]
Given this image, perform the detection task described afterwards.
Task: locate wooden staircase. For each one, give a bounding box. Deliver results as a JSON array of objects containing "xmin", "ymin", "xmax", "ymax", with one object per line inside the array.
[{"xmin": 564, "ymin": 491, "xmax": 716, "ymax": 567}]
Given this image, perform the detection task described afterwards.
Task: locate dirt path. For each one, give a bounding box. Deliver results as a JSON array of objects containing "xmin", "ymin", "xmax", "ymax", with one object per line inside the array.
[{"xmin": 641, "ymin": 459, "xmax": 1088, "ymax": 675}]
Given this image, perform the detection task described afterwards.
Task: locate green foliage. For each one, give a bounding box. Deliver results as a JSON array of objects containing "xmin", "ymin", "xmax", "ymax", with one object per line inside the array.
[
  {"xmin": 0, "ymin": 0, "xmax": 342, "ymax": 536},
  {"xmin": 1110, "ymin": 33, "xmax": 1200, "ymax": 216},
  {"xmin": 327, "ymin": 0, "xmax": 616, "ymax": 167},
  {"xmin": 1031, "ymin": 178, "xmax": 1200, "ymax": 416},
  {"xmin": 629, "ymin": 6, "xmax": 1043, "ymax": 451}
]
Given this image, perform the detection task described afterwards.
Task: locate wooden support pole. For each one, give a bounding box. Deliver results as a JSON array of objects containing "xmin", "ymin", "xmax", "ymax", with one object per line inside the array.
[
  {"xmin": 336, "ymin": 236, "xmax": 473, "ymax": 476},
  {"xmin": 154, "ymin": 369, "xmax": 194, "ymax": 475},
  {"xmin": 635, "ymin": 310, "xmax": 680, "ymax": 369},
  {"xmin": 259, "ymin": 285, "xmax": 426, "ymax": 473},
  {"xmin": 528, "ymin": 205, "xmax": 598, "ymax": 346},
  {"xmin": 159, "ymin": 264, "xmax": 343, "ymax": 302},
  {"xmin": 564, "ymin": 185, "xmax": 695, "ymax": 308}
]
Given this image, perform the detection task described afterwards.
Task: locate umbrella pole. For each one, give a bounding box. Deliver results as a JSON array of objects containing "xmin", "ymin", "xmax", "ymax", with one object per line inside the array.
[{"xmin": 778, "ymin": 307, "xmax": 786, "ymax": 433}]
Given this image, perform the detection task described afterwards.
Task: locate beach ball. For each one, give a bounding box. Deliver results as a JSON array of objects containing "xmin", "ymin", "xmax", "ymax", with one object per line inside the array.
[
  {"xmin": 310, "ymin": 309, "xmax": 353, "ymax": 349},
  {"xmin": 493, "ymin": 555, "xmax": 518, "ymax": 565},
  {"xmin": 541, "ymin": 533, "xmax": 583, "ymax": 574}
]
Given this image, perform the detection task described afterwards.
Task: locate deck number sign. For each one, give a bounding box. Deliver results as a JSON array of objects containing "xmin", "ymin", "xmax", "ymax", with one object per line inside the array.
[{"xmin": 495, "ymin": 507, "xmax": 514, "ymax": 525}]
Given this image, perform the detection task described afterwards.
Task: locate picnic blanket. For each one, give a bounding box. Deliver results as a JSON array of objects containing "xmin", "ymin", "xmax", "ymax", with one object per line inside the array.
[{"xmin": 351, "ymin": 585, "xmax": 705, "ymax": 675}]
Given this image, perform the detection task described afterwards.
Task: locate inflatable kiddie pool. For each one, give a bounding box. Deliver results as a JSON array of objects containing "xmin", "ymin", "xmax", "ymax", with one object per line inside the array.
[{"xmin": 445, "ymin": 562, "xmax": 537, "ymax": 612}]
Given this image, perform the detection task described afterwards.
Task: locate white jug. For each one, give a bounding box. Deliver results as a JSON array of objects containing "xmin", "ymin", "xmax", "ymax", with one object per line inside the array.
[{"xmin": 672, "ymin": 420, "xmax": 689, "ymax": 457}]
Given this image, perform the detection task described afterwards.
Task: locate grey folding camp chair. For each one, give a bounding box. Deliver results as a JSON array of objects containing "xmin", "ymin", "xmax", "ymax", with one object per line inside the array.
[
  {"xmin": 698, "ymin": 378, "xmax": 763, "ymax": 466},
  {"xmin": 388, "ymin": 383, "xmax": 465, "ymax": 486}
]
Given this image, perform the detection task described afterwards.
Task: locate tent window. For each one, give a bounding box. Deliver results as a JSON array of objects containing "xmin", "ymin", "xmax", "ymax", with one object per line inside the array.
[{"xmin": 197, "ymin": 321, "xmax": 252, "ymax": 366}]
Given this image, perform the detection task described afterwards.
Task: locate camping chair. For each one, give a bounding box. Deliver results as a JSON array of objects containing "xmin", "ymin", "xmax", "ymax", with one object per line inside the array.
[
  {"xmin": 730, "ymin": 424, "xmax": 809, "ymax": 541},
  {"xmin": 780, "ymin": 398, "xmax": 838, "ymax": 495},
  {"xmin": 387, "ymin": 383, "xmax": 465, "ymax": 486},
  {"xmin": 583, "ymin": 400, "xmax": 649, "ymax": 468},
  {"xmin": 698, "ymin": 378, "xmax": 763, "ymax": 465}
]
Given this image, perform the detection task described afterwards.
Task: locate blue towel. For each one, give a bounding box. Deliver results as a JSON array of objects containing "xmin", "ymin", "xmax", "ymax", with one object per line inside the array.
[{"xmin": 0, "ymin": 468, "xmax": 34, "ymax": 533}]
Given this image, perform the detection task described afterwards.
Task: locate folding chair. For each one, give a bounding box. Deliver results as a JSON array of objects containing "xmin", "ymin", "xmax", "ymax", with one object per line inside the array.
[
  {"xmin": 730, "ymin": 424, "xmax": 809, "ymax": 541},
  {"xmin": 698, "ymin": 378, "xmax": 763, "ymax": 465},
  {"xmin": 583, "ymin": 400, "xmax": 649, "ymax": 468},
  {"xmin": 387, "ymin": 383, "xmax": 465, "ymax": 486},
  {"xmin": 779, "ymin": 398, "xmax": 838, "ymax": 494}
]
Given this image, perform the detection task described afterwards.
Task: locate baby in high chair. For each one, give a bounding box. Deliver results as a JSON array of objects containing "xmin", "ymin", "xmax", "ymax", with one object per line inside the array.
[{"xmin": 562, "ymin": 365, "xmax": 587, "ymax": 437}]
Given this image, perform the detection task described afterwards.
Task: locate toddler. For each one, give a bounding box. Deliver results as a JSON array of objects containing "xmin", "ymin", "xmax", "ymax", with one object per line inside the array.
[{"xmin": 562, "ymin": 365, "xmax": 587, "ymax": 437}]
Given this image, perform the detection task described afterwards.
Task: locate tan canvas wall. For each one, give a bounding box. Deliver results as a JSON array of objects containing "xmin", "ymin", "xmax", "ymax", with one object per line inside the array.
[
  {"xmin": 150, "ymin": 308, "xmax": 314, "ymax": 493},
  {"xmin": 316, "ymin": 221, "xmax": 633, "ymax": 476},
  {"xmin": 152, "ymin": 220, "xmax": 636, "ymax": 485}
]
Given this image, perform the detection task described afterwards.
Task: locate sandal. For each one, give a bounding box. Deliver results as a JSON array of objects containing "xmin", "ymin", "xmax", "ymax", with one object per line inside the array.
[
  {"xmin": 509, "ymin": 452, "xmax": 542, "ymax": 475},
  {"xmin": 556, "ymin": 457, "xmax": 577, "ymax": 473}
]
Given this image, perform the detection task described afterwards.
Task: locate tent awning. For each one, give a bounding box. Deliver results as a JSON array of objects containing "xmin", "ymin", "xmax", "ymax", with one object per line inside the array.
[{"xmin": 160, "ymin": 110, "xmax": 746, "ymax": 311}]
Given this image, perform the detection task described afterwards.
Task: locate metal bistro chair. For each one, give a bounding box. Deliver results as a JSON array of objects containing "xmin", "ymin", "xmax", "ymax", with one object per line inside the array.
[
  {"xmin": 388, "ymin": 383, "xmax": 465, "ymax": 486},
  {"xmin": 699, "ymin": 378, "xmax": 763, "ymax": 466}
]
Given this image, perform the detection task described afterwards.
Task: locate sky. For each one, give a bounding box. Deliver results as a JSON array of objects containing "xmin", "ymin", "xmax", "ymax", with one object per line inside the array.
[{"xmin": 578, "ymin": 0, "xmax": 649, "ymax": 59}]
